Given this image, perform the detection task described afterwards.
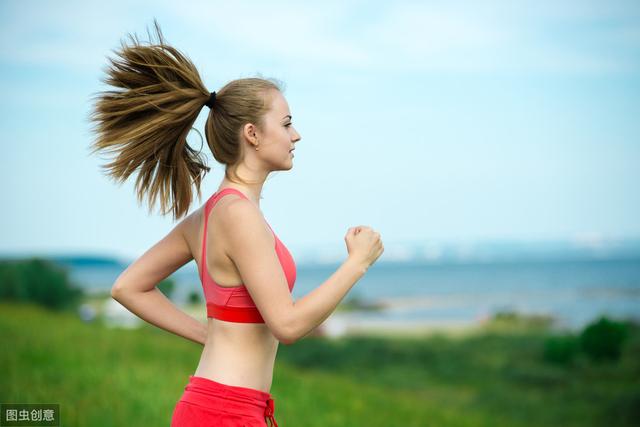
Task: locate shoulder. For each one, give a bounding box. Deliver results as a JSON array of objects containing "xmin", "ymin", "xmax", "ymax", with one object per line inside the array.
[
  {"xmin": 216, "ymin": 196, "xmax": 269, "ymax": 236},
  {"xmin": 217, "ymin": 199, "xmax": 276, "ymax": 260}
]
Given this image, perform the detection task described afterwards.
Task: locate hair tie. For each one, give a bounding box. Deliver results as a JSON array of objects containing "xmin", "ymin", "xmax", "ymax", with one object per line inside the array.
[{"xmin": 204, "ymin": 91, "xmax": 216, "ymax": 108}]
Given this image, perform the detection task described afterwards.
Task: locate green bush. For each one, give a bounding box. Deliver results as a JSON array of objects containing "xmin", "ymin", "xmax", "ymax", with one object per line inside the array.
[
  {"xmin": 0, "ymin": 258, "xmax": 83, "ymax": 310},
  {"xmin": 157, "ymin": 278, "xmax": 175, "ymax": 300},
  {"xmin": 579, "ymin": 316, "xmax": 628, "ymax": 362},
  {"xmin": 543, "ymin": 334, "xmax": 579, "ymax": 365},
  {"xmin": 187, "ymin": 290, "xmax": 201, "ymax": 304}
]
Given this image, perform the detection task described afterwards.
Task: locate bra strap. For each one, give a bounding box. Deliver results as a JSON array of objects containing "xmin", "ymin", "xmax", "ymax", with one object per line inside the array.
[{"xmin": 200, "ymin": 189, "xmax": 249, "ymax": 282}]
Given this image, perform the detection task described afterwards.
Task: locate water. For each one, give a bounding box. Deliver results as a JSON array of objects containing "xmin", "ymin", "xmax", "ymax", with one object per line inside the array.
[{"xmin": 68, "ymin": 257, "xmax": 640, "ymax": 330}]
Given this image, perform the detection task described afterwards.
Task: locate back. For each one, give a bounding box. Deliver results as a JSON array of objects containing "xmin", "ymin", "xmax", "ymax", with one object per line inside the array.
[{"xmin": 200, "ymin": 188, "xmax": 296, "ymax": 323}]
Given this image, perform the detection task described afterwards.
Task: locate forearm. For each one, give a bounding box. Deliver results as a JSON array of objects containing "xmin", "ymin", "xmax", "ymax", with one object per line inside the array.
[
  {"xmin": 111, "ymin": 287, "xmax": 208, "ymax": 346},
  {"xmin": 289, "ymin": 257, "xmax": 367, "ymax": 342}
]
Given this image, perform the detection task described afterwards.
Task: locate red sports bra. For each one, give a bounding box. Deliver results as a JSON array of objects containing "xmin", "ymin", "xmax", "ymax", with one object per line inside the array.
[{"xmin": 199, "ymin": 188, "xmax": 296, "ymax": 323}]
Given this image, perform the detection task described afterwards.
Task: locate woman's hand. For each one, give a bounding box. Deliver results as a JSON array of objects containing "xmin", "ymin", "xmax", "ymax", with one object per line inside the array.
[{"xmin": 344, "ymin": 226, "xmax": 384, "ymax": 270}]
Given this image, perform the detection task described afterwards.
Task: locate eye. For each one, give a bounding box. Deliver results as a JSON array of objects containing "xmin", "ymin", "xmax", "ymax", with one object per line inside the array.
[{"xmin": 285, "ymin": 123, "xmax": 293, "ymax": 127}]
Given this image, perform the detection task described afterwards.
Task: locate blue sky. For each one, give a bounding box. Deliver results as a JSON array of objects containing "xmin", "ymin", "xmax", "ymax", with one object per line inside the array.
[{"xmin": 1, "ymin": 0, "xmax": 639, "ymax": 262}]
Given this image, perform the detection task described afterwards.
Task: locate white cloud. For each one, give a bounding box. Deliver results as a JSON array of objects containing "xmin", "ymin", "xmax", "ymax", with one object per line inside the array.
[
  {"xmin": 0, "ymin": 1, "xmax": 144, "ymax": 70},
  {"xmin": 352, "ymin": 1, "xmax": 639, "ymax": 73},
  {"xmin": 2, "ymin": 0, "xmax": 638, "ymax": 75},
  {"xmin": 169, "ymin": 1, "xmax": 372, "ymax": 68}
]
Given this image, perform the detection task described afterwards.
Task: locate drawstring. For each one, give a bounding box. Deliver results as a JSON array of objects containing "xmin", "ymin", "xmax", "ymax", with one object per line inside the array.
[{"xmin": 264, "ymin": 397, "xmax": 278, "ymax": 427}]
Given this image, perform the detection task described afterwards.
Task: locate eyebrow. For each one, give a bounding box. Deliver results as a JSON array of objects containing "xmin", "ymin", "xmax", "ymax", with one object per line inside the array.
[{"xmin": 283, "ymin": 115, "xmax": 292, "ymax": 120}]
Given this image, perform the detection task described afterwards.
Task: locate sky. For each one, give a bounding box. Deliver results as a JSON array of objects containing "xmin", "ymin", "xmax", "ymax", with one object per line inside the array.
[{"xmin": 1, "ymin": 0, "xmax": 639, "ymax": 262}]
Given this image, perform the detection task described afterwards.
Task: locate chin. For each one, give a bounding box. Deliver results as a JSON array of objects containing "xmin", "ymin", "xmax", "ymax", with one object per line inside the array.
[
  {"xmin": 272, "ymin": 162, "xmax": 293, "ymax": 172},
  {"xmin": 284, "ymin": 157, "xmax": 294, "ymax": 170}
]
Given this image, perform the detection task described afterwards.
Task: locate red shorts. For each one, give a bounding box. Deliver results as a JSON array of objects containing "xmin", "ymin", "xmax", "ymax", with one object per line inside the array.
[{"xmin": 170, "ymin": 375, "xmax": 279, "ymax": 427}]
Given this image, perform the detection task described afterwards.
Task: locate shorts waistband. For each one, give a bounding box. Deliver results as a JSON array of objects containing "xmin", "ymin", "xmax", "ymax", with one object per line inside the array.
[
  {"xmin": 187, "ymin": 375, "xmax": 272, "ymax": 400},
  {"xmin": 179, "ymin": 375, "xmax": 277, "ymax": 425}
]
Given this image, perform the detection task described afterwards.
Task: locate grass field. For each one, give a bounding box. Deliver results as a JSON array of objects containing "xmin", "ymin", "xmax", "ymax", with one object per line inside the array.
[{"xmin": 1, "ymin": 302, "xmax": 638, "ymax": 426}]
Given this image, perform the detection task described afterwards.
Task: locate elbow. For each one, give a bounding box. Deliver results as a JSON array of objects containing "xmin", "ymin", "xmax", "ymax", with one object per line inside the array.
[
  {"xmin": 276, "ymin": 313, "xmax": 298, "ymax": 345},
  {"xmin": 110, "ymin": 283, "xmax": 124, "ymax": 300},
  {"xmin": 278, "ymin": 331, "xmax": 297, "ymax": 346}
]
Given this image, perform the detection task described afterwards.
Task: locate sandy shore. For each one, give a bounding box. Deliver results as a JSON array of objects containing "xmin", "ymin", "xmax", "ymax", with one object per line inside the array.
[
  {"xmin": 311, "ymin": 313, "xmax": 480, "ymax": 339},
  {"xmin": 99, "ymin": 299, "xmax": 483, "ymax": 338}
]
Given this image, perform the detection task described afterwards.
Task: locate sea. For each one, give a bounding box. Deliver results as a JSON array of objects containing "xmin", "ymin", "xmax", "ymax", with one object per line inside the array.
[{"xmin": 67, "ymin": 256, "xmax": 640, "ymax": 331}]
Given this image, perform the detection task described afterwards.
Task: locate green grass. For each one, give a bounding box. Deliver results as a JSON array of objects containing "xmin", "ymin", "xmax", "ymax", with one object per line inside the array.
[{"xmin": 1, "ymin": 302, "xmax": 638, "ymax": 426}]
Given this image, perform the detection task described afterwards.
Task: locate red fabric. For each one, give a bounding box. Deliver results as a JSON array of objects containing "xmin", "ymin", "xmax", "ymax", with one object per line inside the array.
[
  {"xmin": 199, "ymin": 188, "xmax": 297, "ymax": 324},
  {"xmin": 206, "ymin": 303, "xmax": 266, "ymax": 323},
  {"xmin": 170, "ymin": 375, "xmax": 279, "ymax": 427}
]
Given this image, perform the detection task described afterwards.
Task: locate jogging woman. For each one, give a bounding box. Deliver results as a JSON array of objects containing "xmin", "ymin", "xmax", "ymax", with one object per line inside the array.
[{"xmin": 89, "ymin": 20, "xmax": 384, "ymax": 427}]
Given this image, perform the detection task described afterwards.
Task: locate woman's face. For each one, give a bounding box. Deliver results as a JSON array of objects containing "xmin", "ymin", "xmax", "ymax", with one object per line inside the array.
[{"xmin": 257, "ymin": 90, "xmax": 302, "ymax": 170}]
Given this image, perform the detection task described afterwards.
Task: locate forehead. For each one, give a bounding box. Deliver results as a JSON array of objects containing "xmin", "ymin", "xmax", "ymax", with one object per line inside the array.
[{"xmin": 269, "ymin": 91, "xmax": 290, "ymax": 114}]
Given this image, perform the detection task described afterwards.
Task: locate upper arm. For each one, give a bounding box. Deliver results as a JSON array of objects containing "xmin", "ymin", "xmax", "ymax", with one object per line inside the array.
[
  {"xmin": 221, "ymin": 200, "xmax": 295, "ymax": 343},
  {"xmin": 112, "ymin": 215, "xmax": 194, "ymax": 296}
]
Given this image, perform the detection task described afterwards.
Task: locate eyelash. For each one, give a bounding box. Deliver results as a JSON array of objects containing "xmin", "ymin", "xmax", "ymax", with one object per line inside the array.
[{"xmin": 285, "ymin": 123, "xmax": 293, "ymax": 127}]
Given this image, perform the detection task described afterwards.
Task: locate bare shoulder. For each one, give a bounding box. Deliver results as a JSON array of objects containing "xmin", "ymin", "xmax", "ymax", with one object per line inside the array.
[{"xmin": 216, "ymin": 196, "xmax": 267, "ymax": 231}]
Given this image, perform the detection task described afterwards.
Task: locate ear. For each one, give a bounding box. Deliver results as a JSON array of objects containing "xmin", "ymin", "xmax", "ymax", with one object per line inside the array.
[{"xmin": 242, "ymin": 122, "xmax": 259, "ymax": 145}]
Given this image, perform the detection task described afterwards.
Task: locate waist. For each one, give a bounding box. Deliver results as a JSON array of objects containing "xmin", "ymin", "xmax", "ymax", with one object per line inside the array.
[
  {"xmin": 195, "ymin": 360, "xmax": 275, "ymax": 394},
  {"xmin": 198, "ymin": 329, "xmax": 278, "ymax": 393}
]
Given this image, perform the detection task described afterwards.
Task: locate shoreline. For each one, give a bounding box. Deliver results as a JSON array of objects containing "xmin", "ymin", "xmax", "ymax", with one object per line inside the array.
[{"xmin": 90, "ymin": 297, "xmax": 638, "ymax": 339}]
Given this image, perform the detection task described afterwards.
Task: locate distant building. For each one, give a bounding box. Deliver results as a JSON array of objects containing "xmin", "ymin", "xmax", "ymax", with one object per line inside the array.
[{"xmin": 102, "ymin": 298, "xmax": 141, "ymax": 329}]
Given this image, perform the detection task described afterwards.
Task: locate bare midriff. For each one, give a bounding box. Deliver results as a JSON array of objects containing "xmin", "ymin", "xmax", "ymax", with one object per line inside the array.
[{"xmin": 193, "ymin": 319, "xmax": 279, "ymax": 393}]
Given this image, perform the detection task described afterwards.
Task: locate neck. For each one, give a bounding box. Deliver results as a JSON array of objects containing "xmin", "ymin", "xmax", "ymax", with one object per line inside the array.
[
  {"xmin": 218, "ymin": 177, "xmax": 264, "ymax": 207},
  {"xmin": 218, "ymin": 158, "xmax": 270, "ymax": 208}
]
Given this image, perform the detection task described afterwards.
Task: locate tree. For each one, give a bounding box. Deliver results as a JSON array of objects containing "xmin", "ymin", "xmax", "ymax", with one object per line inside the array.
[{"xmin": 0, "ymin": 258, "xmax": 83, "ymax": 311}]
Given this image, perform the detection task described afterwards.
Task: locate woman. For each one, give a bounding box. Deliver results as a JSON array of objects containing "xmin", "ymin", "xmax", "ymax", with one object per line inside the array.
[{"xmin": 89, "ymin": 21, "xmax": 384, "ymax": 427}]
